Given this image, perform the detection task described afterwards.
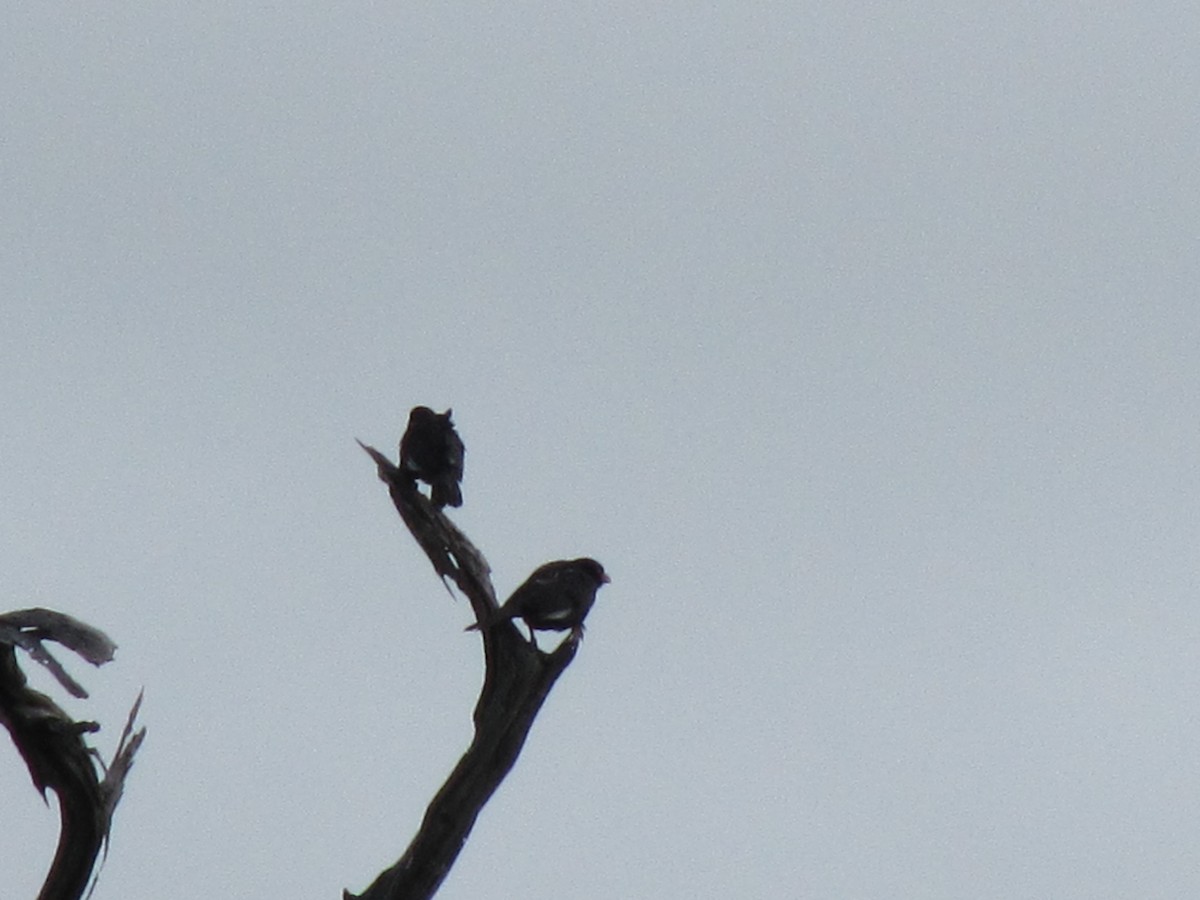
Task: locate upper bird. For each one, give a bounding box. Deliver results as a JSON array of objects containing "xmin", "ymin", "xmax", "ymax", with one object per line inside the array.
[
  {"xmin": 399, "ymin": 406, "xmax": 465, "ymax": 508},
  {"xmin": 472, "ymin": 558, "xmax": 610, "ymax": 645}
]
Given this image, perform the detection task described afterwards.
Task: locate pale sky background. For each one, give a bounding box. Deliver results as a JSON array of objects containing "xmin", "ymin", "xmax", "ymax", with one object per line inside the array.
[{"xmin": 3, "ymin": 4, "xmax": 1200, "ymax": 899}]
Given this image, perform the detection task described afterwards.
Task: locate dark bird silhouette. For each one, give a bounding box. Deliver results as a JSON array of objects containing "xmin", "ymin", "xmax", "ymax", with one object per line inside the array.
[
  {"xmin": 399, "ymin": 406, "xmax": 465, "ymax": 508},
  {"xmin": 470, "ymin": 558, "xmax": 610, "ymax": 645}
]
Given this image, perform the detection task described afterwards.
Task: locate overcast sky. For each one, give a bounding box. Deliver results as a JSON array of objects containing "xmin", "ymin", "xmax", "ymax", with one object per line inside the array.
[{"xmin": 3, "ymin": 4, "xmax": 1200, "ymax": 898}]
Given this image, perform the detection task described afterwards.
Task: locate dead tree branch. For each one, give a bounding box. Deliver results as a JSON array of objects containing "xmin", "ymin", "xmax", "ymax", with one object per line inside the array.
[
  {"xmin": 0, "ymin": 609, "xmax": 145, "ymax": 900},
  {"xmin": 348, "ymin": 442, "xmax": 585, "ymax": 900}
]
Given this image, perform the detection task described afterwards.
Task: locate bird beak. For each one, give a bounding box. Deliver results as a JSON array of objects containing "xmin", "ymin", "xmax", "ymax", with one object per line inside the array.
[{"xmin": 600, "ymin": 573, "xmax": 611, "ymax": 584}]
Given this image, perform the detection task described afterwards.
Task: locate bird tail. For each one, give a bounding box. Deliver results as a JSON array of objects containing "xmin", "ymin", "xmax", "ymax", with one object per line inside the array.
[
  {"xmin": 433, "ymin": 481, "xmax": 463, "ymax": 508},
  {"xmin": 464, "ymin": 614, "xmax": 493, "ymax": 633},
  {"xmin": 464, "ymin": 608, "xmax": 512, "ymax": 633}
]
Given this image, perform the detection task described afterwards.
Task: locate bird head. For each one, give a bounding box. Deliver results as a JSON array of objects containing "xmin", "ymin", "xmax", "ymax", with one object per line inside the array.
[{"xmin": 575, "ymin": 558, "xmax": 610, "ymax": 586}]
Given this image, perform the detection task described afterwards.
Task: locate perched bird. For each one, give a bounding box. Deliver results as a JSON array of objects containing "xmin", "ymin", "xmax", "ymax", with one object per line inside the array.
[
  {"xmin": 399, "ymin": 406, "xmax": 465, "ymax": 508},
  {"xmin": 470, "ymin": 558, "xmax": 610, "ymax": 645}
]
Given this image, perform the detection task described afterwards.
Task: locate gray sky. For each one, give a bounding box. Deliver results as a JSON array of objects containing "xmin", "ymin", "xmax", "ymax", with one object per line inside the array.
[{"xmin": 3, "ymin": 4, "xmax": 1199, "ymax": 898}]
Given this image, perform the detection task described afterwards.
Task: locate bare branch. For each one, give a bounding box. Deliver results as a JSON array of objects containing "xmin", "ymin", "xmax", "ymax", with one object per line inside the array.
[
  {"xmin": 348, "ymin": 443, "xmax": 586, "ymax": 900},
  {"xmin": 0, "ymin": 608, "xmax": 118, "ymax": 699},
  {"xmin": 0, "ymin": 611, "xmax": 144, "ymax": 900}
]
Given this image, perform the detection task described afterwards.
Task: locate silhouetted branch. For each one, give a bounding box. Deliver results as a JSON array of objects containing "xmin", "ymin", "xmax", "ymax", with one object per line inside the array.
[
  {"xmin": 0, "ymin": 609, "xmax": 145, "ymax": 900},
  {"xmin": 349, "ymin": 442, "xmax": 584, "ymax": 900}
]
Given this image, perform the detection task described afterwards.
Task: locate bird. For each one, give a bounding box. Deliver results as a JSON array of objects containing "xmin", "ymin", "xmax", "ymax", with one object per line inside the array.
[
  {"xmin": 469, "ymin": 558, "xmax": 610, "ymax": 646},
  {"xmin": 399, "ymin": 406, "xmax": 465, "ymax": 508}
]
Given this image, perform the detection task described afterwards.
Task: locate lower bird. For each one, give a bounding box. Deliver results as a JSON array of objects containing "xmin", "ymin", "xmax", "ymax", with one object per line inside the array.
[{"xmin": 469, "ymin": 558, "xmax": 610, "ymax": 647}]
